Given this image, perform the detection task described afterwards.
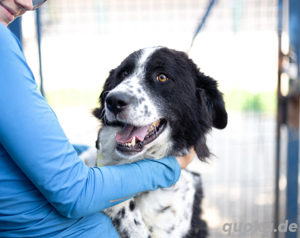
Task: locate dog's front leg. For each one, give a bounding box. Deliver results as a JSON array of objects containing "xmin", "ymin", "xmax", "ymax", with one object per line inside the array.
[{"xmin": 104, "ymin": 199, "xmax": 152, "ymax": 238}]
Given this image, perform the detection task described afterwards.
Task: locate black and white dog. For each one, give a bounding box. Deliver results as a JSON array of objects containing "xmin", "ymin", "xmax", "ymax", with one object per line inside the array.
[{"xmin": 90, "ymin": 46, "xmax": 227, "ymax": 238}]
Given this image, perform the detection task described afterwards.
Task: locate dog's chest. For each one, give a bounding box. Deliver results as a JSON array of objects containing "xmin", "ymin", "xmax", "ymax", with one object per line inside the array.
[{"xmin": 135, "ymin": 170, "xmax": 197, "ymax": 238}]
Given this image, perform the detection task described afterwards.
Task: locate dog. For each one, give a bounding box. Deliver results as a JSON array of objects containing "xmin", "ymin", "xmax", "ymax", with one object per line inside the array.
[{"xmin": 91, "ymin": 46, "xmax": 227, "ymax": 238}]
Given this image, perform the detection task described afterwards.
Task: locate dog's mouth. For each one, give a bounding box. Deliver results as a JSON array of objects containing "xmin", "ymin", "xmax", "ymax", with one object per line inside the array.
[{"xmin": 115, "ymin": 119, "xmax": 167, "ymax": 153}]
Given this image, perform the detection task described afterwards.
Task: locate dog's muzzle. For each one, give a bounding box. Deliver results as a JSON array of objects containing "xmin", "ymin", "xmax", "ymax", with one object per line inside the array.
[{"xmin": 105, "ymin": 91, "xmax": 168, "ymax": 155}]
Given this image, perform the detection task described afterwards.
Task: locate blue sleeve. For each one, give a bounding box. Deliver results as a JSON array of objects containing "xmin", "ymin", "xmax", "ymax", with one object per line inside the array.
[{"xmin": 0, "ymin": 24, "xmax": 181, "ymax": 219}]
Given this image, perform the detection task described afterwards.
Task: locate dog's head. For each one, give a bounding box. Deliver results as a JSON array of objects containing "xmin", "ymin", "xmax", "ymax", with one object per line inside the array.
[{"xmin": 94, "ymin": 47, "xmax": 227, "ymax": 164}]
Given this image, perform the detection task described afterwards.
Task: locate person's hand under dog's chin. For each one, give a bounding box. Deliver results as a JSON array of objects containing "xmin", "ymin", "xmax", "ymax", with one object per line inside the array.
[{"xmin": 175, "ymin": 148, "xmax": 196, "ymax": 169}]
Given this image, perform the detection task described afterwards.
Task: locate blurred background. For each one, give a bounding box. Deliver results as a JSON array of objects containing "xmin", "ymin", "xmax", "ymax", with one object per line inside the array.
[{"xmin": 10, "ymin": 0, "xmax": 300, "ymax": 237}]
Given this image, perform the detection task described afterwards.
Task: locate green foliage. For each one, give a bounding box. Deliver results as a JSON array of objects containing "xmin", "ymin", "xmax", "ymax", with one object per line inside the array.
[{"xmin": 224, "ymin": 89, "xmax": 276, "ymax": 114}]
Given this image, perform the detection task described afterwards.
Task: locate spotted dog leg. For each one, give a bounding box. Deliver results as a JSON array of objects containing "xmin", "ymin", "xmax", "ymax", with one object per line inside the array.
[{"xmin": 104, "ymin": 199, "xmax": 152, "ymax": 238}]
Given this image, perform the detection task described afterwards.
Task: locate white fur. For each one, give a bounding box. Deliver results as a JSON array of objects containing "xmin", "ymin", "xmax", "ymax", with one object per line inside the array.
[
  {"xmin": 136, "ymin": 170, "xmax": 198, "ymax": 238},
  {"xmin": 80, "ymin": 147, "xmax": 98, "ymax": 167}
]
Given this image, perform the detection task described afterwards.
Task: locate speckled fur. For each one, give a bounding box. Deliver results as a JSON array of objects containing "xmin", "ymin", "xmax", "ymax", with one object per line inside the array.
[{"xmin": 92, "ymin": 47, "xmax": 227, "ymax": 238}]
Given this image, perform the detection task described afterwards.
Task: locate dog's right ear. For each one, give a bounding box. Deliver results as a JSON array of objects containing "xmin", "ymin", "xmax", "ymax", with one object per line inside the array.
[
  {"xmin": 195, "ymin": 71, "xmax": 228, "ymax": 130},
  {"xmin": 93, "ymin": 69, "xmax": 116, "ymax": 120},
  {"xmin": 192, "ymin": 70, "xmax": 227, "ymax": 161}
]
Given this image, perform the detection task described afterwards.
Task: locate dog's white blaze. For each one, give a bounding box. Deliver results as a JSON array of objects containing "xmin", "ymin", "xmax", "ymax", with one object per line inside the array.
[{"xmin": 137, "ymin": 46, "xmax": 161, "ymax": 73}]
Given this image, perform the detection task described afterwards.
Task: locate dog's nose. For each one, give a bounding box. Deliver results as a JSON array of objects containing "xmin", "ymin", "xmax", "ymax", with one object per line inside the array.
[{"xmin": 106, "ymin": 92, "xmax": 133, "ymax": 115}]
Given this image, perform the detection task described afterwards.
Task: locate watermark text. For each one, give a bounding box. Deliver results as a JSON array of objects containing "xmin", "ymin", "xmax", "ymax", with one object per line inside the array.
[{"xmin": 222, "ymin": 220, "xmax": 298, "ymax": 235}]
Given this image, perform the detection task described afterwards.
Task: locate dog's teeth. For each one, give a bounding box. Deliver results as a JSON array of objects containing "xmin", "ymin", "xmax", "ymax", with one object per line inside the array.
[
  {"xmin": 148, "ymin": 120, "xmax": 160, "ymax": 133},
  {"xmin": 153, "ymin": 120, "xmax": 160, "ymax": 127},
  {"xmin": 122, "ymin": 137, "xmax": 136, "ymax": 147},
  {"xmin": 131, "ymin": 137, "xmax": 136, "ymax": 146}
]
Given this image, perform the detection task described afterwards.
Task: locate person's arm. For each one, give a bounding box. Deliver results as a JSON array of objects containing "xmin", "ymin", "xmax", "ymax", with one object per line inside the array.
[{"xmin": 0, "ymin": 25, "xmax": 181, "ymax": 219}]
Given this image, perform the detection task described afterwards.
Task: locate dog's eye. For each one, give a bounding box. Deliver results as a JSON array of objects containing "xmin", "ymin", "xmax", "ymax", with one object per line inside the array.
[
  {"xmin": 156, "ymin": 74, "xmax": 168, "ymax": 82},
  {"xmin": 121, "ymin": 71, "xmax": 129, "ymax": 79}
]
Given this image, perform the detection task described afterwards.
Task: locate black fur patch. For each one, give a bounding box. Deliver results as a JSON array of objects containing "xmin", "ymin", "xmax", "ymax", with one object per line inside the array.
[
  {"xmin": 134, "ymin": 219, "xmax": 141, "ymax": 226},
  {"xmin": 159, "ymin": 205, "xmax": 171, "ymax": 213},
  {"xmin": 129, "ymin": 200, "xmax": 135, "ymax": 211},
  {"xmin": 117, "ymin": 208, "xmax": 126, "ymax": 218},
  {"xmin": 112, "ymin": 218, "xmax": 121, "ymax": 228},
  {"xmin": 119, "ymin": 230, "xmax": 130, "ymax": 238}
]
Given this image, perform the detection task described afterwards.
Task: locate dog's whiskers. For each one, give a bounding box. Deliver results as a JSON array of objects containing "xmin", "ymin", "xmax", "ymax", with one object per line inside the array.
[
  {"xmin": 102, "ymin": 91, "xmax": 110, "ymax": 97},
  {"xmin": 99, "ymin": 108, "xmax": 106, "ymax": 119}
]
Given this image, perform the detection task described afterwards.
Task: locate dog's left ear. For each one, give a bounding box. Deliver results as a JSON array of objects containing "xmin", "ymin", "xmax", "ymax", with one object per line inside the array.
[
  {"xmin": 93, "ymin": 69, "xmax": 116, "ymax": 121},
  {"xmin": 195, "ymin": 71, "xmax": 228, "ymax": 130}
]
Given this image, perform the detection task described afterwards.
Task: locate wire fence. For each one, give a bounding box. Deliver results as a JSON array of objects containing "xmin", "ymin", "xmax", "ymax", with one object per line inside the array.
[{"xmin": 22, "ymin": 0, "xmax": 278, "ymax": 237}]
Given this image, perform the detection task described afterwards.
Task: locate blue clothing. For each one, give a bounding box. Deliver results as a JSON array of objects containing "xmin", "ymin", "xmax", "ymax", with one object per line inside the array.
[{"xmin": 0, "ymin": 23, "xmax": 181, "ymax": 237}]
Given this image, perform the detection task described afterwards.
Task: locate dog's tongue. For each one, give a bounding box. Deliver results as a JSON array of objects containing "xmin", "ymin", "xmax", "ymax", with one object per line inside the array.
[{"xmin": 116, "ymin": 124, "xmax": 151, "ymax": 143}]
